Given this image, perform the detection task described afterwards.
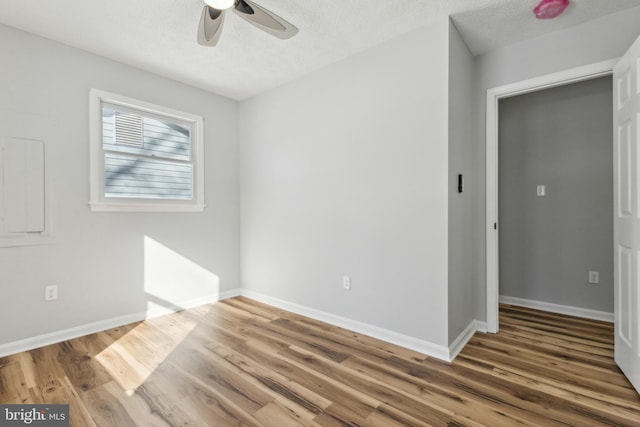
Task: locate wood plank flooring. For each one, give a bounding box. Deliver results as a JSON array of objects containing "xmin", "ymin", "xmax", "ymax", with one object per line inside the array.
[{"xmin": 1, "ymin": 298, "xmax": 639, "ymax": 426}]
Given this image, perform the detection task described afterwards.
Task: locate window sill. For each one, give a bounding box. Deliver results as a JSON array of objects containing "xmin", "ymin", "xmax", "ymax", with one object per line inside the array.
[{"xmin": 89, "ymin": 202, "xmax": 206, "ymax": 213}]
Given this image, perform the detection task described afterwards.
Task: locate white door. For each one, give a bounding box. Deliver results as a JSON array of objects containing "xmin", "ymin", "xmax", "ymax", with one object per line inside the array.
[{"xmin": 614, "ymin": 34, "xmax": 640, "ymax": 393}]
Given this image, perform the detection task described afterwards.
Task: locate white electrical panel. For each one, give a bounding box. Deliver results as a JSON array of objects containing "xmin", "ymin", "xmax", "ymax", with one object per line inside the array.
[{"xmin": 1, "ymin": 138, "xmax": 45, "ymax": 234}]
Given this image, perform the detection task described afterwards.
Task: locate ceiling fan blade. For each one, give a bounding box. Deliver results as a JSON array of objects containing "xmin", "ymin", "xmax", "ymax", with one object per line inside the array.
[
  {"xmin": 233, "ymin": 0, "xmax": 298, "ymax": 40},
  {"xmin": 197, "ymin": 6, "xmax": 226, "ymax": 46}
]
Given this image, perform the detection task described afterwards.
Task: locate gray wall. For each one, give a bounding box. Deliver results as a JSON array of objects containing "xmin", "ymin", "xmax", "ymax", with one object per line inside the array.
[
  {"xmin": 448, "ymin": 22, "xmax": 475, "ymax": 341},
  {"xmin": 0, "ymin": 24, "xmax": 240, "ymax": 346},
  {"xmin": 239, "ymin": 19, "xmax": 452, "ymax": 347},
  {"xmin": 498, "ymin": 77, "xmax": 613, "ymax": 312},
  {"xmin": 472, "ymin": 7, "xmax": 640, "ymax": 321}
]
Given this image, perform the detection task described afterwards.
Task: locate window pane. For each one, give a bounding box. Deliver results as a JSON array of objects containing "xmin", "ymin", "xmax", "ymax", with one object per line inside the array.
[
  {"xmin": 143, "ymin": 117, "xmax": 191, "ymax": 160},
  {"xmin": 102, "ymin": 107, "xmax": 191, "ymax": 161},
  {"xmin": 104, "ymin": 153, "xmax": 193, "ymax": 200},
  {"xmin": 102, "ymin": 107, "xmax": 115, "ymax": 146}
]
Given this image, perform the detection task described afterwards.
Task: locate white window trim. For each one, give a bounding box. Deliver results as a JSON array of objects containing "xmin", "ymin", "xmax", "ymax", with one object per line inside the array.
[{"xmin": 89, "ymin": 89, "xmax": 205, "ymax": 212}]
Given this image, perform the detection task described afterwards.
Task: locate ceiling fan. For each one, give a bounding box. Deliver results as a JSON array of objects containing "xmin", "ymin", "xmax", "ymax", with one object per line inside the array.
[{"xmin": 198, "ymin": 0, "xmax": 298, "ymax": 46}]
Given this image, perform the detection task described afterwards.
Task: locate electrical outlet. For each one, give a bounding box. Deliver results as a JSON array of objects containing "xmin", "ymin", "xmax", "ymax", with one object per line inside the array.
[
  {"xmin": 45, "ymin": 285, "xmax": 58, "ymax": 301},
  {"xmin": 588, "ymin": 271, "xmax": 600, "ymax": 284},
  {"xmin": 342, "ymin": 275, "xmax": 351, "ymax": 290}
]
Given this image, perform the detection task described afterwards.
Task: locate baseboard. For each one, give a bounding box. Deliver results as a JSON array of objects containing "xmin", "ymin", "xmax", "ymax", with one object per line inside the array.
[
  {"xmin": 449, "ymin": 320, "xmax": 478, "ymax": 360},
  {"xmin": 499, "ymin": 295, "xmax": 614, "ymax": 322},
  {"xmin": 240, "ymin": 289, "xmax": 457, "ymax": 361},
  {"xmin": 0, "ymin": 287, "xmax": 485, "ymax": 362},
  {"xmin": 0, "ymin": 288, "xmax": 241, "ymax": 358},
  {"xmin": 474, "ymin": 320, "xmax": 488, "ymax": 333}
]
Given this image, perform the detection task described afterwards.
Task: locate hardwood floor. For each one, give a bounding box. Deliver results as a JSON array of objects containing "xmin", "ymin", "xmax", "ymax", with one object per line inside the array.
[{"xmin": 1, "ymin": 298, "xmax": 639, "ymax": 426}]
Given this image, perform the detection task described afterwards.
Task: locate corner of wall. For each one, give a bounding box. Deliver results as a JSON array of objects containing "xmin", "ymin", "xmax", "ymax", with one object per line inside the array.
[{"xmin": 447, "ymin": 16, "xmax": 476, "ymax": 345}]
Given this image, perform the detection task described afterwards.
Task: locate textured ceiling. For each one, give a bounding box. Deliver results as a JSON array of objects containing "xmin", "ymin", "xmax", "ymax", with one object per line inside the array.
[{"xmin": 1, "ymin": 0, "xmax": 639, "ymax": 100}]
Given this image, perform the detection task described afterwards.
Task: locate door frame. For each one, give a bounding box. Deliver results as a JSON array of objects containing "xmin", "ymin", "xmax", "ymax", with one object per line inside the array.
[{"xmin": 485, "ymin": 58, "xmax": 618, "ymax": 333}]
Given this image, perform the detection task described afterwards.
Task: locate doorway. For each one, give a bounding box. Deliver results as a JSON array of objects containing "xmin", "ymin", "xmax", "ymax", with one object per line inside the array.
[
  {"xmin": 485, "ymin": 59, "xmax": 617, "ymax": 333},
  {"xmin": 498, "ymin": 76, "xmax": 613, "ymax": 320}
]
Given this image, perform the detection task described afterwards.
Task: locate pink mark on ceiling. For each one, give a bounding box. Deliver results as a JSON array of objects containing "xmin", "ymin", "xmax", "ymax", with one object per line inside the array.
[{"xmin": 534, "ymin": 0, "xmax": 570, "ymax": 20}]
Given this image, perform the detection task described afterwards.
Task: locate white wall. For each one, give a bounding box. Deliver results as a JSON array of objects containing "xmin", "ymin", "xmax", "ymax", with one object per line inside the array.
[
  {"xmin": 0, "ymin": 24, "xmax": 240, "ymax": 347},
  {"xmin": 240, "ymin": 20, "xmax": 452, "ymax": 347},
  {"xmin": 472, "ymin": 7, "xmax": 640, "ymax": 321},
  {"xmin": 448, "ymin": 23, "xmax": 475, "ymax": 341}
]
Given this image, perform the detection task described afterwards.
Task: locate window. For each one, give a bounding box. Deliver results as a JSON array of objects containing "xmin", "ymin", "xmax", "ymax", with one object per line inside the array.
[{"xmin": 89, "ymin": 89, "xmax": 205, "ymax": 212}]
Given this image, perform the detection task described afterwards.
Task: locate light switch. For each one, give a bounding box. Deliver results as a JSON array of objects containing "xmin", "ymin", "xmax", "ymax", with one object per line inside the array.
[{"xmin": 536, "ymin": 185, "xmax": 546, "ymax": 197}]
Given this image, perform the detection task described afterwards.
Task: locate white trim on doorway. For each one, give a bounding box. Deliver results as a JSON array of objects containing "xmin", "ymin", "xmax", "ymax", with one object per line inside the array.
[{"xmin": 485, "ymin": 58, "xmax": 618, "ymax": 333}]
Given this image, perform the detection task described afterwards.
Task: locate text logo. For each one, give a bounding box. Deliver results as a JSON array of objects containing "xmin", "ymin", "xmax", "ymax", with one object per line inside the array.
[{"xmin": 0, "ymin": 405, "xmax": 69, "ymax": 426}]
